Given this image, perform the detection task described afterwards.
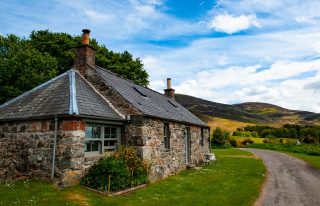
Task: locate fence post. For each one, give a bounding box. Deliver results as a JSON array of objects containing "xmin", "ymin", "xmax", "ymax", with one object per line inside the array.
[{"xmin": 108, "ymin": 175, "xmax": 111, "ymax": 195}]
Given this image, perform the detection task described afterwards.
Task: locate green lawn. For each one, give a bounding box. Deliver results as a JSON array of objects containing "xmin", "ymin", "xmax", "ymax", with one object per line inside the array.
[
  {"xmin": 0, "ymin": 149, "xmax": 265, "ymax": 206},
  {"xmin": 247, "ymin": 143, "xmax": 320, "ymax": 169},
  {"xmin": 287, "ymin": 152, "xmax": 320, "ymax": 169}
]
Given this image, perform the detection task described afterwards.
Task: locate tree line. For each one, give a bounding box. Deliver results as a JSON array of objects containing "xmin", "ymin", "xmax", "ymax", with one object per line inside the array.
[
  {"xmin": 0, "ymin": 30, "xmax": 149, "ymax": 104},
  {"xmin": 212, "ymin": 124, "xmax": 320, "ymax": 146}
]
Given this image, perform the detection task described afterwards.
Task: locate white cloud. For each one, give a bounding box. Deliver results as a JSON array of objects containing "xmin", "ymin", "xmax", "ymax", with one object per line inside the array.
[
  {"xmin": 83, "ymin": 9, "xmax": 114, "ymax": 23},
  {"xmin": 149, "ymin": 80, "xmax": 165, "ymax": 91},
  {"xmin": 171, "ymin": 59, "xmax": 320, "ymax": 112},
  {"xmin": 208, "ymin": 13, "xmax": 260, "ymax": 34}
]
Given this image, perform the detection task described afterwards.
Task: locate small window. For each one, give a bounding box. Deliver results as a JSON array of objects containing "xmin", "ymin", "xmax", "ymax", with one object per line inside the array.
[
  {"xmin": 133, "ymin": 87, "xmax": 147, "ymax": 97},
  {"xmin": 164, "ymin": 123, "xmax": 170, "ymax": 149},
  {"xmin": 168, "ymin": 100, "xmax": 178, "ymax": 108},
  {"xmin": 200, "ymin": 128, "xmax": 204, "ymax": 146}
]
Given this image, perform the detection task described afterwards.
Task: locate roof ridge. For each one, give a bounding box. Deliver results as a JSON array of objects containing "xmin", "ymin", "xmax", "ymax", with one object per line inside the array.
[
  {"xmin": 74, "ymin": 70, "xmax": 125, "ymax": 119},
  {"xmin": 0, "ymin": 71, "xmax": 70, "ymax": 109},
  {"xmin": 68, "ymin": 70, "xmax": 79, "ymax": 115},
  {"xmin": 91, "ymin": 64, "xmax": 182, "ymax": 104},
  {"xmin": 89, "ymin": 64, "xmax": 135, "ymax": 84}
]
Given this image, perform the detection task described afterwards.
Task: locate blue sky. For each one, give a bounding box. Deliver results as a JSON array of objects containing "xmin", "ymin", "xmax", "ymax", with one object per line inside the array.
[{"xmin": 1, "ymin": 0, "xmax": 320, "ymax": 112}]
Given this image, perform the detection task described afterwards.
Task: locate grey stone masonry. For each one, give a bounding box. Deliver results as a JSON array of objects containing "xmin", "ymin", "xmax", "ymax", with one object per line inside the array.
[
  {"xmin": 0, "ymin": 119, "xmax": 93, "ymax": 187},
  {"xmin": 0, "ymin": 120, "xmax": 56, "ymax": 182},
  {"xmin": 125, "ymin": 116, "xmax": 210, "ymax": 182}
]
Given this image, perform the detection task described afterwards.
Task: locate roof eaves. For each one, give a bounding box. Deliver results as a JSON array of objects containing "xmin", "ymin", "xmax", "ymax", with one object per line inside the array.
[
  {"xmin": 68, "ymin": 70, "xmax": 79, "ymax": 115},
  {"xmin": 0, "ymin": 71, "xmax": 69, "ymax": 109},
  {"xmin": 142, "ymin": 114, "xmax": 209, "ymax": 128}
]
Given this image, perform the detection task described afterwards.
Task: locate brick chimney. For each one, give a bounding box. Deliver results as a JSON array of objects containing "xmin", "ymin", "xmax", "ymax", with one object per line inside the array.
[
  {"xmin": 164, "ymin": 78, "xmax": 175, "ymax": 99},
  {"xmin": 74, "ymin": 29, "xmax": 96, "ymax": 76}
]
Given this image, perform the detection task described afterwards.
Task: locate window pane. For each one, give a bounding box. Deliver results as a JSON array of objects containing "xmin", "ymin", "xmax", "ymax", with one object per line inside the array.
[
  {"xmin": 85, "ymin": 126, "xmax": 101, "ymax": 139},
  {"xmin": 84, "ymin": 140, "xmax": 100, "ymax": 152},
  {"xmin": 104, "ymin": 140, "xmax": 116, "ymax": 146},
  {"xmin": 85, "ymin": 141, "xmax": 91, "ymax": 152},
  {"xmin": 111, "ymin": 128, "xmax": 116, "ymax": 135},
  {"xmin": 85, "ymin": 127, "xmax": 93, "ymax": 139},
  {"xmin": 104, "ymin": 127, "xmax": 111, "ymax": 139},
  {"xmin": 92, "ymin": 126, "xmax": 101, "ymax": 139},
  {"xmin": 91, "ymin": 141, "xmax": 99, "ymax": 151}
]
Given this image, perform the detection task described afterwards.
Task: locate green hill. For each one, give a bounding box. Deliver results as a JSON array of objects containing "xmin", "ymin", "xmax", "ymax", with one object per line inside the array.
[{"xmin": 175, "ymin": 94, "xmax": 320, "ymax": 130}]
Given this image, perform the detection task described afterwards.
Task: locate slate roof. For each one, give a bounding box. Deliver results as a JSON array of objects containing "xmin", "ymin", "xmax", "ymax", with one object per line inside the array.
[
  {"xmin": 0, "ymin": 70, "xmax": 124, "ymax": 121},
  {"xmin": 0, "ymin": 66, "xmax": 207, "ymax": 127},
  {"xmin": 94, "ymin": 66, "xmax": 207, "ymax": 127}
]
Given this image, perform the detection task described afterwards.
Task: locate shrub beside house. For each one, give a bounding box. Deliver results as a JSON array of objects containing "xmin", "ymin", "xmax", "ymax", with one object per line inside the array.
[{"xmin": 0, "ymin": 29, "xmax": 211, "ymax": 187}]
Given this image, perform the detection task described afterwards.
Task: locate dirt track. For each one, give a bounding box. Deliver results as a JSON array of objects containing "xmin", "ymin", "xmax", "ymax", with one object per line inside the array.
[{"xmin": 241, "ymin": 148, "xmax": 320, "ymax": 206}]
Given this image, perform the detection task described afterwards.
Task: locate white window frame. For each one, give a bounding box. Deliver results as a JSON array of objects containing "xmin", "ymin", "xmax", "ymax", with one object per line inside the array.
[{"xmin": 84, "ymin": 124, "xmax": 121, "ymax": 157}]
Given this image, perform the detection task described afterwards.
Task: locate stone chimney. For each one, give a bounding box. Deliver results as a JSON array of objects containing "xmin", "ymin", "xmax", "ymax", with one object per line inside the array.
[
  {"xmin": 74, "ymin": 29, "xmax": 96, "ymax": 76},
  {"xmin": 164, "ymin": 78, "xmax": 175, "ymax": 99}
]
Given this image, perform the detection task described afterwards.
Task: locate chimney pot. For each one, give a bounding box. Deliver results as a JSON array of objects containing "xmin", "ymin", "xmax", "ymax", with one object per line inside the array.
[
  {"xmin": 82, "ymin": 29, "xmax": 91, "ymax": 45},
  {"xmin": 167, "ymin": 78, "xmax": 172, "ymax": 89},
  {"xmin": 164, "ymin": 77, "xmax": 175, "ymax": 99}
]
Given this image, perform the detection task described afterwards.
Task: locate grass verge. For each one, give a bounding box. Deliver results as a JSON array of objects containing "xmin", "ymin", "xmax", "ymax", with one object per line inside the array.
[
  {"xmin": 0, "ymin": 149, "xmax": 265, "ymax": 206},
  {"xmin": 247, "ymin": 143, "xmax": 320, "ymax": 155},
  {"xmin": 247, "ymin": 143, "xmax": 320, "ymax": 169}
]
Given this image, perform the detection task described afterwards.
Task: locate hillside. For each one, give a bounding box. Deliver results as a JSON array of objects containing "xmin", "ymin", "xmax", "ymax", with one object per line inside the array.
[{"xmin": 175, "ymin": 94, "xmax": 320, "ymax": 130}]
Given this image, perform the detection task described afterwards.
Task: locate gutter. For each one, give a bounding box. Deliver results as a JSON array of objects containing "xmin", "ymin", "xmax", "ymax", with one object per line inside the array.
[{"xmin": 51, "ymin": 116, "xmax": 58, "ymax": 180}]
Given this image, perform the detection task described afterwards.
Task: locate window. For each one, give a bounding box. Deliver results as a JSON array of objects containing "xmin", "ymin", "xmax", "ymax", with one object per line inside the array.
[
  {"xmin": 133, "ymin": 86, "xmax": 147, "ymax": 97},
  {"xmin": 168, "ymin": 100, "xmax": 178, "ymax": 108},
  {"xmin": 164, "ymin": 123, "xmax": 170, "ymax": 149},
  {"xmin": 200, "ymin": 128, "xmax": 204, "ymax": 146},
  {"xmin": 84, "ymin": 124, "xmax": 121, "ymax": 156}
]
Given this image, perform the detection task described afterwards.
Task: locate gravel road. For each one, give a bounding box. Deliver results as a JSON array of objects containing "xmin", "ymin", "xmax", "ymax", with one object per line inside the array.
[{"xmin": 241, "ymin": 148, "xmax": 320, "ymax": 206}]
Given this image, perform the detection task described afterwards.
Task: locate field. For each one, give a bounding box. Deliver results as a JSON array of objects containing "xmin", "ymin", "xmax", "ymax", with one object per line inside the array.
[
  {"xmin": 0, "ymin": 149, "xmax": 265, "ymax": 206},
  {"xmin": 232, "ymin": 136, "xmax": 297, "ymax": 144},
  {"xmin": 207, "ymin": 117, "xmax": 254, "ymax": 132}
]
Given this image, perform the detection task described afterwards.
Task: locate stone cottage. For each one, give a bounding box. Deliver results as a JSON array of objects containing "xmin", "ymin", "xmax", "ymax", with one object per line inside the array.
[{"xmin": 0, "ymin": 29, "xmax": 211, "ymax": 186}]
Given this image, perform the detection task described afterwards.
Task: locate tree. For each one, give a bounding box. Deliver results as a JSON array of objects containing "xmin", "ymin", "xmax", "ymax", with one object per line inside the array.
[
  {"xmin": 213, "ymin": 127, "xmax": 230, "ymax": 145},
  {"xmin": 29, "ymin": 30, "xmax": 149, "ymax": 86},
  {"xmin": 0, "ymin": 35, "xmax": 58, "ymax": 103},
  {"xmin": 261, "ymin": 129, "xmax": 273, "ymax": 138},
  {"xmin": 289, "ymin": 128, "xmax": 298, "ymax": 139}
]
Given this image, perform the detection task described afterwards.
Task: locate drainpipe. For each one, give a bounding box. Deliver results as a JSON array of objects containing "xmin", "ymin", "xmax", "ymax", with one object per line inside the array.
[
  {"xmin": 209, "ymin": 127, "xmax": 211, "ymax": 152},
  {"xmin": 51, "ymin": 117, "xmax": 58, "ymax": 180}
]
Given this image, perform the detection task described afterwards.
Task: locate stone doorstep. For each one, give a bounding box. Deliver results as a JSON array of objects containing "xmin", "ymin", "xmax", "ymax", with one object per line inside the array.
[{"xmin": 82, "ymin": 184, "xmax": 147, "ymax": 196}]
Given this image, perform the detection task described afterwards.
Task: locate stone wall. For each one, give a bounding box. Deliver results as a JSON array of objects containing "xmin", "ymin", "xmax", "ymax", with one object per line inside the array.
[
  {"xmin": 0, "ymin": 120, "xmax": 56, "ymax": 182},
  {"xmin": 125, "ymin": 116, "xmax": 210, "ymax": 182},
  {"xmin": 55, "ymin": 119, "xmax": 86, "ymax": 187},
  {"xmin": 0, "ymin": 119, "xmax": 88, "ymax": 187},
  {"xmin": 0, "ymin": 116, "xmax": 210, "ymax": 186}
]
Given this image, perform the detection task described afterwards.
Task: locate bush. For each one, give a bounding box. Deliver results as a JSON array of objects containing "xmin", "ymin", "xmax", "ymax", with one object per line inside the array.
[
  {"xmin": 114, "ymin": 146, "xmax": 149, "ymax": 186},
  {"xmin": 81, "ymin": 146, "xmax": 149, "ymax": 192},
  {"xmin": 303, "ymin": 136, "xmax": 315, "ymax": 144},
  {"xmin": 241, "ymin": 139, "xmax": 254, "ymax": 145},
  {"xmin": 263, "ymin": 138, "xmax": 270, "ymax": 143},
  {"xmin": 80, "ymin": 156, "xmax": 130, "ymax": 192},
  {"xmin": 229, "ymin": 139, "xmax": 237, "ymax": 147},
  {"xmin": 212, "ymin": 127, "xmax": 230, "ymax": 145}
]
